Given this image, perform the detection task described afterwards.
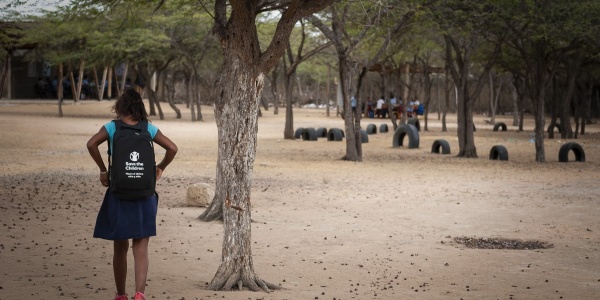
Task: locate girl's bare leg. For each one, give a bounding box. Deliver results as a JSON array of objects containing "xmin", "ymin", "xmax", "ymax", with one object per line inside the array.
[
  {"xmin": 113, "ymin": 240, "xmax": 130, "ymax": 295},
  {"xmin": 132, "ymin": 237, "xmax": 150, "ymax": 294}
]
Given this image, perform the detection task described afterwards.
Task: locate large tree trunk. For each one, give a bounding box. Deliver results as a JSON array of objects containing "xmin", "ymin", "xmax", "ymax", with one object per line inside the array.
[
  {"xmin": 68, "ymin": 69, "xmax": 78, "ymax": 102},
  {"xmin": 326, "ymin": 64, "xmax": 331, "ymax": 117},
  {"xmin": 119, "ymin": 62, "xmax": 129, "ymax": 96},
  {"xmin": 560, "ymin": 54, "xmax": 582, "ymax": 139},
  {"xmin": 533, "ymin": 86, "xmax": 546, "ymax": 162},
  {"xmin": 75, "ymin": 60, "xmax": 85, "ymax": 102},
  {"xmin": 200, "ymin": 0, "xmax": 333, "ymax": 291},
  {"xmin": 421, "ymin": 62, "xmax": 432, "ymax": 131},
  {"xmin": 442, "ymin": 67, "xmax": 449, "ymax": 132},
  {"xmin": 527, "ymin": 47, "xmax": 550, "ymax": 162},
  {"xmin": 436, "ymin": 73, "xmax": 441, "ymax": 121},
  {"xmin": 339, "ymin": 57, "xmax": 360, "ymax": 161},
  {"xmin": 267, "ymin": 61, "xmax": 280, "ymax": 115},
  {"xmin": 446, "ymin": 36, "xmax": 478, "ymax": 157},
  {"xmin": 580, "ymin": 81, "xmax": 593, "ymax": 135},
  {"xmin": 112, "ymin": 67, "xmax": 121, "ymax": 97},
  {"xmin": 58, "ymin": 63, "xmax": 64, "ymax": 117},
  {"xmin": 401, "ymin": 63, "xmax": 410, "ymax": 124},
  {"xmin": 137, "ymin": 65, "xmax": 162, "ymax": 118},
  {"xmin": 107, "ymin": 67, "xmax": 113, "ymax": 100},
  {"xmin": 455, "ymin": 79, "xmax": 477, "ymax": 157},
  {"xmin": 489, "ymin": 72, "xmax": 496, "ymax": 124},
  {"xmin": 195, "ymin": 74, "xmax": 203, "ymax": 121},
  {"xmin": 93, "ymin": 66, "xmax": 108, "ymax": 101},
  {"xmin": 144, "ymin": 82, "xmax": 164, "ymax": 120},
  {"xmin": 548, "ymin": 77, "xmax": 559, "ymax": 139},
  {"xmin": 0, "ymin": 55, "xmax": 9, "ymax": 99},
  {"xmin": 445, "ymin": 34, "xmax": 498, "ymax": 157},
  {"xmin": 511, "ymin": 81, "xmax": 519, "ymax": 127},
  {"xmin": 163, "ymin": 72, "xmax": 182, "ymax": 119},
  {"xmin": 203, "ymin": 50, "xmax": 278, "ymax": 292},
  {"xmin": 283, "ymin": 67, "xmax": 295, "ymax": 139},
  {"xmin": 187, "ymin": 72, "xmax": 196, "ymax": 121}
]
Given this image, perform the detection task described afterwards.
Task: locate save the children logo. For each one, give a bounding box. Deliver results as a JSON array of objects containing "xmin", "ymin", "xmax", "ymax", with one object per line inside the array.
[
  {"xmin": 126, "ymin": 152, "xmax": 144, "ymax": 172},
  {"xmin": 130, "ymin": 151, "xmax": 140, "ymax": 162}
]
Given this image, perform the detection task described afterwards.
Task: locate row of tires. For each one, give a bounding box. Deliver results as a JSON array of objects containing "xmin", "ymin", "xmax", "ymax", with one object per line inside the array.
[
  {"xmin": 296, "ymin": 123, "xmax": 421, "ymax": 147},
  {"xmin": 366, "ymin": 118, "xmax": 421, "ymax": 134},
  {"xmin": 470, "ymin": 121, "xmax": 563, "ymax": 134},
  {"xmin": 296, "ymin": 125, "xmax": 585, "ymax": 163},
  {"xmin": 488, "ymin": 142, "xmax": 585, "ymax": 162},
  {"xmin": 366, "ymin": 120, "xmax": 565, "ymax": 134},
  {"xmin": 295, "ymin": 127, "xmax": 369, "ymax": 143},
  {"xmin": 490, "ymin": 142, "xmax": 585, "ymax": 162}
]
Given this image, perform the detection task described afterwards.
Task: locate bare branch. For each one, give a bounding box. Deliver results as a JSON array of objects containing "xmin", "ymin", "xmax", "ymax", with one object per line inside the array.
[{"xmin": 259, "ymin": 0, "xmax": 335, "ymax": 73}]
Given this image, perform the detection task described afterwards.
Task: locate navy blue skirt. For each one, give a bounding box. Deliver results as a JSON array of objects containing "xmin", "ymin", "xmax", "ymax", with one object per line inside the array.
[{"xmin": 93, "ymin": 189, "xmax": 158, "ymax": 240}]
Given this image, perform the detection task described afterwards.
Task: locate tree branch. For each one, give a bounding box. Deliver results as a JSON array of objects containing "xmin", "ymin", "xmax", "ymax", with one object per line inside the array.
[
  {"xmin": 259, "ymin": 0, "xmax": 335, "ymax": 73},
  {"xmin": 213, "ymin": 0, "xmax": 227, "ymax": 45}
]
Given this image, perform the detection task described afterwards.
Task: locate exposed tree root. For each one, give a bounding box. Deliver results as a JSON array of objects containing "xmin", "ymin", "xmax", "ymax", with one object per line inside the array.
[
  {"xmin": 198, "ymin": 200, "xmax": 223, "ymax": 221},
  {"xmin": 208, "ymin": 270, "xmax": 281, "ymax": 292}
]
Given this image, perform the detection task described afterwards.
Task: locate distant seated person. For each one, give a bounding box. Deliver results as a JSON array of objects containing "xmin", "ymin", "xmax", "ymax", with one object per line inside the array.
[
  {"xmin": 365, "ymin": 97, "xmax": 375, "ymax": 118},
  {"xmin": 407, "ymin": 98, "xmax": 415, "ymax": 117},
  {"xmin": 375, "ymin": 96, "xmax": 387, "ymax": 118},
  {"xmin": 416, "ymin": 102, "xmax": 425, "ymax": 117},
  {"xmin": 389, "ymin": 94, "xmax": 404, "ymax": 117},
  {"xmin": 413, "ymin": 98, "xmax": 420, "ymax": 118},
  {"xmin": 389, "ymin": 94, "xmax": 397, "ymax": 116}
]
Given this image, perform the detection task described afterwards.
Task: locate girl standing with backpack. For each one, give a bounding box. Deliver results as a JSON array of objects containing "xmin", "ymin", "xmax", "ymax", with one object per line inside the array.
[{"xmin": 86, "ymin": 89, "xmax": 178, "ymax": 300}]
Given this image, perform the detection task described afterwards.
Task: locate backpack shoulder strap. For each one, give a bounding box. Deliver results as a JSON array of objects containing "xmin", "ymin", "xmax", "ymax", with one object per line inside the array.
[{"xmin": 107, "ymin": 120, "xmax": 117, "ymax": 155}]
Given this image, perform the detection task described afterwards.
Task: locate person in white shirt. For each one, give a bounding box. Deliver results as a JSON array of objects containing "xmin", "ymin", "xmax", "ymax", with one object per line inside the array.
[{"xmin": 376, "ymin": 96, "xmax": 385, "ymax": 118}]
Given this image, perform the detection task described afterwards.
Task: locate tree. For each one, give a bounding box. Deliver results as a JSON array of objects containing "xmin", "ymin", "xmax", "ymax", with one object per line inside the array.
[
  {"xmin": 430, "ymin": 0, "xmax": 502, "ymax": 157},
  {"xmin": 310, "ymin": 1, "xmax": 422, "ymax": 161},
  {"xmin": 198, "ymin": 0, "xmax": 334, "ymax": 291},
  {"xmin": 282, "ymin": 20, "xmax": 331, "ymax": 139}
]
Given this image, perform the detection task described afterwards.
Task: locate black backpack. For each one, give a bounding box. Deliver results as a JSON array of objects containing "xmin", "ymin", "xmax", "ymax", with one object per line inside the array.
[{"xmin": 108, "ymin": 120, "xmax": 156, "ymax": 200}]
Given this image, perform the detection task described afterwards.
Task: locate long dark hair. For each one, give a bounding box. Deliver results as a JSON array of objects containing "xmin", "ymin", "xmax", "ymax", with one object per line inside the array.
[{"xmin": 112, "ymin": 88, "xmax": 149, "ymax": 121}]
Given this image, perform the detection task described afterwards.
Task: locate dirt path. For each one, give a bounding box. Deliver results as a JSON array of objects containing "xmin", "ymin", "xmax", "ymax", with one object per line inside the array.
[{"xmin": 0, "ymin": 100, "xmax": 599, "ymax": 299}]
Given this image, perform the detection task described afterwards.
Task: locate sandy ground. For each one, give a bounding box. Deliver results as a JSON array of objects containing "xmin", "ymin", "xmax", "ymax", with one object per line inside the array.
[{"xmin": 0, "ymin": 99, "xmax": 599, "ymax": 300}]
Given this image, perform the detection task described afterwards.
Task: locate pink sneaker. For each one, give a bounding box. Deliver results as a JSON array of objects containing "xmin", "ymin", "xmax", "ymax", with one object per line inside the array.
[
  {"xmin": 114, "ymin": 294, "xmax": 128, "ymax": 300},
  {"xmin": 134, "ymin": 292, "xmax": 146, "ymax": 300}
]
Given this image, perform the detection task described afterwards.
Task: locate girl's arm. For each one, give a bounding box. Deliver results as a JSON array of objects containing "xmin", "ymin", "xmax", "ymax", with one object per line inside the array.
[
  {"xmin": 86, "ymin": 127, "xmax": 110, "ymax": 187},
  {"xmin": 153, "ymin": 130, "xmax": 178, "ymax": 180}
]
